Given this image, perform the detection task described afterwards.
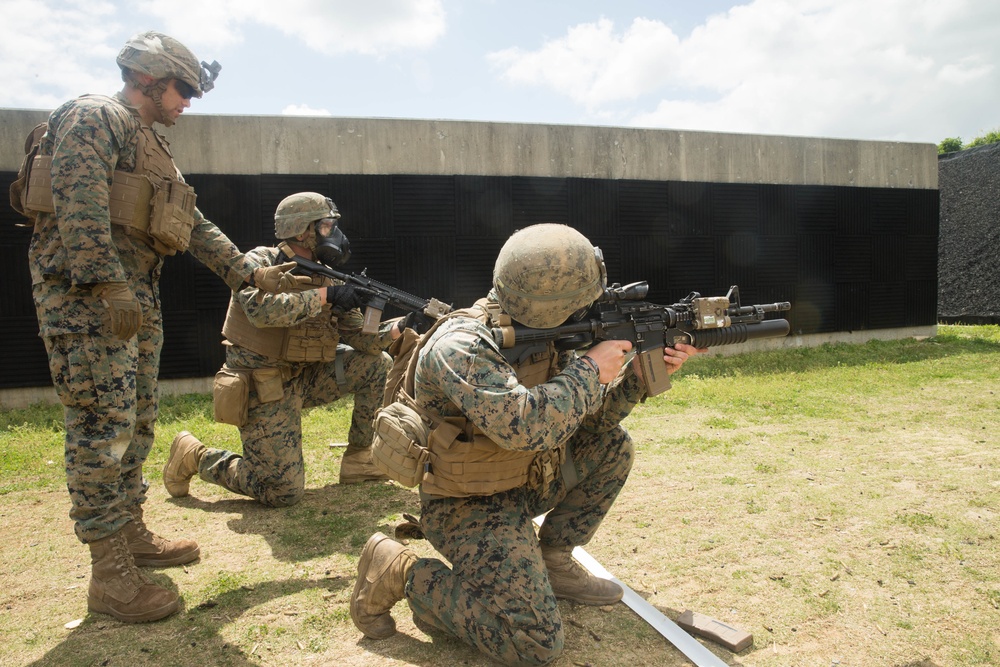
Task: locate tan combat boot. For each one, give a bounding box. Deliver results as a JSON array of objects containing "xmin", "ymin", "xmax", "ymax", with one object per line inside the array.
[
  {"xmin": 163, "ymin": 431, "xmax": 206, "ymax": 497},
  {"xmin": 88, "ymin": 530, "xmax": 180, "ymax": 623},
  {"xmin": 339, "ymin": 446, "xmax": 389, "ymax": 484},
  {"xmin": 124, "ymin": 507, "xmax": 200, "ymax": 567},
  {"xmin": 350, "ymin": 532, "xmax": 417, "ymax": 639},
  {"xmin": 541, "ymin": 545, "xmax": 623, "ymax": 605}
]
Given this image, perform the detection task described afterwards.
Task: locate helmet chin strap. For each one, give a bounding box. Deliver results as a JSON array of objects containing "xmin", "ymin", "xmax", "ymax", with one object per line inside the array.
[
  {"xmin": 147, "ymin": 79, "xmax": 173, "ymax": 126},
  {"xmin": 128, "ymin": 73, "xmax": 173, "ymax": 126},
  {"xmin": 296, "ymin": 230, "xmax": 319, "ymax": 253}
]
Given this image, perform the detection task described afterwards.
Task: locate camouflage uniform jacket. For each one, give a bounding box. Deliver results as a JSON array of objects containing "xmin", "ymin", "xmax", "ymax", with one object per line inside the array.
[
  {"xmin": 28, "ymin": 92, "xmax": 254, "ymax": 337},
  {"xmin": 412, "ymin": 295, "xmax": 649, "ymax": 454},
  {"xmin": 223, "ymin": 245, "xmax": 395, "ymax": 371}
]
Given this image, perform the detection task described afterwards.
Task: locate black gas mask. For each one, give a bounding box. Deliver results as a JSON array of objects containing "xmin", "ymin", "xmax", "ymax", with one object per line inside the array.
[{"xmin": 315, "ymin": 221, "xmax": 352, "ymax": 267}]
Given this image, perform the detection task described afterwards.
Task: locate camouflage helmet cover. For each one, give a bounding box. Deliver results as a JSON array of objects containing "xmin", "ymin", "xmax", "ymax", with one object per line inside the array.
[
  {"xmin": 493, "ymin": 223, "xmax": 606, "ymax": 328},
  {"xmin": 274, "ymin": 192, "xmax": 341, "ymax": 239},
  {"xmin": 116, "ymin": 31, "xmax": 220, "ymax": 97}
]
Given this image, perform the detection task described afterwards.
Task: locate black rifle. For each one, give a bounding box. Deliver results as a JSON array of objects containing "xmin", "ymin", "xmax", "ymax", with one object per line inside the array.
[
  {"xmin": 490, "ymin": 283, "xmax": 791, "ymax": 396},
  {"xmin": 290, "ymin": 256, "xmax": 452, "ymax": 334}
]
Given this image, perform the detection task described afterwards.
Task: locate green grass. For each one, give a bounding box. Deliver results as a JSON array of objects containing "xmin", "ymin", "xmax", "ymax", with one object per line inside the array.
[{"xmin": 1, "ymin": 324, "xmax": 999, "ymax": 667}]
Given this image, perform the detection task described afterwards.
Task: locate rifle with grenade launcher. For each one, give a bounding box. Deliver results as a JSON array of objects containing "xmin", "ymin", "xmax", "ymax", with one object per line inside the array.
[{"xmin": 490, "ymin": 282, "xmax": 791, "ymax": 396}]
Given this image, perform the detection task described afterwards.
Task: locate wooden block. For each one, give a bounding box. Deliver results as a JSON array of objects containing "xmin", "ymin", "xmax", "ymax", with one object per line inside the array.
[{"xmin": 676, "ymin": 609, "xmax": 753, "ymax": 652}]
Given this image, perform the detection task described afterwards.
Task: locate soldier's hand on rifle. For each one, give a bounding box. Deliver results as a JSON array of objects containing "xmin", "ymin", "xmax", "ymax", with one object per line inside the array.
[
  {"xmin": 396, "ymin": 311, "xmax": 432, "ymax": 335},
  {"xmin": 94, "ymin": 282, "xmax": 143, "ymax": 340},
  {"xmin": 584, "ymin": 340, "xmax": 633, "ymax": 384},
  {"xmin": 325, "ymin": 284, "xmax": 366, "ymax": 312},
  {"xmin": 251, "ymin": 261, "xmax": 312, "ymax": 293},
  {"xmin": 638, "ymin": 342, "xmax": 704, "ymax": 380}
]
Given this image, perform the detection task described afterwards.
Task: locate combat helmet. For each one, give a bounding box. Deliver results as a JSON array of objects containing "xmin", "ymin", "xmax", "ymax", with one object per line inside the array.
[
  {"xmin": 274, "ymin": 192, "xmax": 340, "ymax": 239},
  {"xmin": 493, "ymin": 223, "xmax": 606, "ymax": 328},
  {"xmin": 117, "ymin": 30, "xmax": 220, "ymax": 98}
]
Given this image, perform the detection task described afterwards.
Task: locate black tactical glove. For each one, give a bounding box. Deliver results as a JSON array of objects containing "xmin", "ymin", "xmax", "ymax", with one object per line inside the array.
[
  {"xmin": 326, "ymin": 284, "xmax": 366, "ymax": 312},
  {"xmin": 397, "ymin": 311, "xmax": 432, "ymax": 335},
  {"xmin": 93, "ymin": 282, "xmax": 143, "ymax": 340}
]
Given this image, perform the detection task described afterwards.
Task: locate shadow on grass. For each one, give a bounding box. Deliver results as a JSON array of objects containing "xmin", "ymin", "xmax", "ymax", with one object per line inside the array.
[
  {"xmin": 357, "ymin": 630, "xmax": 486, "ymax": 667},
  {"xmin": 166, "ymin": 481, "xmax": 421, "ymax": 563},
  {"xmin": 26, "ymin": 577, "xmax": 335, "ymax": 667}
]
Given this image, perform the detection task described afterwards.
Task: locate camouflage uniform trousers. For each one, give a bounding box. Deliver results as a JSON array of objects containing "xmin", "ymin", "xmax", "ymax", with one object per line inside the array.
[
  {"xmin": 198, "ymin": 346, "xmax": 391, "ymax": 507},
  {"xmin": 39, "ymin": 285, "xmax": 164, "ymax": 544},
  {"xmin": 406, "ymin": 424, "xmax": 634, "ymax": 666}
]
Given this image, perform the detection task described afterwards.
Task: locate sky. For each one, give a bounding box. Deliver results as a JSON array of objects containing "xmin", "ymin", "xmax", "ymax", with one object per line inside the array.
[{"xmin": 1, "ymin": 0, "xmax": 998, "ymax": 145}]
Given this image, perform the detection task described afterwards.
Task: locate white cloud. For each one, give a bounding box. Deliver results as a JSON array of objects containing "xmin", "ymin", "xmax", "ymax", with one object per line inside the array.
[
  {"xmin": 281, "ymin": 103, "xmax": 332, "ymax": 116},
  {"xmin": 487, "ymin": 0, "xmax": 1000, "ymax": 142},
  {"xmin": 140, "ymin": 0, "xmax": 447, "ymax": 57},
  {"xmin": 0, "ymin": 0, "xmax": 449, "ymax": 112},
  {"xmin": 488, "ymin": 18, "xmax": 681, "ymax": 108},
  {"xmin": 0, "ymin": 0, "xmax": 123, "ymax": 109},
  {"xmin": 3, "ymin": 0, "xmax": 995, "ymax": 142}
]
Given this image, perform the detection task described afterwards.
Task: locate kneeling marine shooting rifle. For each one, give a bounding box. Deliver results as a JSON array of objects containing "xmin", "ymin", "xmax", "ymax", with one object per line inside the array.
[
  {"xmin": 290, "ymin": 256, "xmax": 452, "ymax": 334},
  {"xmin": 490, "ymin": 282, "xmax": 791, "ymax": 397}
]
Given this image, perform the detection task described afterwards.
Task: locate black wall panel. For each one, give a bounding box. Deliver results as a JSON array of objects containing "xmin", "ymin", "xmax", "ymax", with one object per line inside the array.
[
  {"xmin": 392, "ymin": 175, "xmax": 457, "ymax": 237},
  {"xmin": 795, "ymin": 282, "xmax": 837, "ymax": 334},
  {"xmin": 873, "ymin": 236, "xmax": 907, "ymax": 283},
  {"xmin": 870, "ymin": 282, "xmax": 907, "ymax": 330},
  {"xmin": 0, "ymin": 169, "xmax": 940, "ymax": 389},
  {"xmin": 839, "ymin": 187, "xmax": 873, "ymax": 236},
  {"xmin": 664, "ymin": 237, "xmax": 716, "ymax": 297},
  {"xmin": 836, "ymin": 282, "xmax": 871, "ymax": 331},
  {"xmin": 568, "ymin": 178, "xmax": 618, "ymax": 239},
  {"xmin": 666, "ymin": 181, "xmax": 712, "ymax": 236},
  {"xmin": 329, "ymin": 174, "xmax": 394, "ymax": 240},
  {"xmin": 619, "ymin": 180, "xmax": 670, "ymax": 235},
  {"xmin": 905, "ymin": 236, "xmax": 940, "ymax": 282},
  {"xmin": 712, "ymin": 184, "xmax": 761, "ymax": 235},
  {"xmin": 834, "ymin": 237, "xmax": 873, "ymax": 283},
  {"xmin": 620, "ymin": 235, "xmax": 673, "ymax": 302},
  {"xmin": 186, "ymin": 174, "xmax": 262, "ymax": 246},
  {"xmin": 454, "ymin": 237, "xmax": 503, "ymax": 308},
  {"xmin": 456, "ymin": 177, "xmax": 513, "ymax": 239},
  {"xmin": 394, "ymin": 234, "xmax": 456, "ymax": 314},
  {"xmin": 796, "ymin": 187, "xmax": 838, "ymax": 234},
  {"xmin": 761, "ymin": 185, "xmax": 797, "ymax": 237},
  {"xmin": 512, "ymin": 177, "xmax": 568, "ymax": 226},
  {"xmin": 0, "ymin": 316, "xmax": 51, "ymax": 387},
  {"xmin": 906, "ymin": 280, "xmax": 938, "ymax": 326},
  {"xmin": 757, "ymin": 237, "xmax": 800, "ymax": 285},
  {"xmin": 0, "ymin": 246, "xmax": 35, "ymax": 316}
]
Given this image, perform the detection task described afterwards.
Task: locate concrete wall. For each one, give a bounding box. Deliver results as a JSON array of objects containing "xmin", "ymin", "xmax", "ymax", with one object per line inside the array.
[
  {"xmin": 0, "ymin": 108, "xmax": 940, "ymax": 408},
  {"xmin": 2, "ymin": 109, "xmax": 938, "ymax": 188}
]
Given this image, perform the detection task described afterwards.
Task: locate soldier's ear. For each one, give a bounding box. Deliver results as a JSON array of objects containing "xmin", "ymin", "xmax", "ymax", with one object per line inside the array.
[{"xmin": 126, "ymin": 70, "xmax": 157, "ymax": 86}]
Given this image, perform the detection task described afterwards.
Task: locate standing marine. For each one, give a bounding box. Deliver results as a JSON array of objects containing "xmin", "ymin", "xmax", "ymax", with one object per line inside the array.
[{"xmin": 18, "ymin": 30, "xmax": 299, "ymax": 624}]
